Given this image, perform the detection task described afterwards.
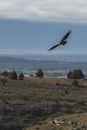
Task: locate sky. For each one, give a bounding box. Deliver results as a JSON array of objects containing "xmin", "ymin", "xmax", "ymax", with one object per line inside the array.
[{"xmin": 0, "ymin": 0, "xmax": 87, "ymax": 61}]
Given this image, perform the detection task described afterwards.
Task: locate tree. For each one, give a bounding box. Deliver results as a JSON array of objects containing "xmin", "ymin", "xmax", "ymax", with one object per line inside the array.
[
  {"xmin": 67, "ymin": 69, "xmax": 84, "ymax": 79},
  {"xmin": 35, "ymin": 69, "xmax": 44, "ymax": 78},
  {"xmin": 9, "ymin": 71, "xmax": 17, "ymax": 80},
  {"xmin": 19, "ymin": 72, "xmax": 24, "ymax": 80},
  {"xmin": 1, "ymin": 71, "xmax": 9, "ymax": 77}
]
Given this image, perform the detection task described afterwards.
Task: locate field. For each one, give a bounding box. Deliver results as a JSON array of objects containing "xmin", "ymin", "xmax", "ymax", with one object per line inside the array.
[{"xmin": 0, "ymin": 77, "xmax": 87, "ymax": 130}]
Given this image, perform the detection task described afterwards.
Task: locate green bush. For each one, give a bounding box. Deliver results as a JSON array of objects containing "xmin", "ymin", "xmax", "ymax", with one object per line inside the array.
[
  {"xmin": 67, "ymin": 69, "xmax": 84, "ymax": 79},
  {"xmin": 35, "ymin": 69, "xmax": 44, "ymax": 78},
  {"xmin": 9, "ymin": 71, "xmax": 17, "ymax": 80},
  {"xmin": 30, "ymin": 74, "xmax": 34, "ymax": 77},
  {"xmin": 1, "ymin": 71, "xmax": 9, "ymax": 77},
  {"xmin": 19, "ymin": 72, "xmax": 24, "ymax": 80}
]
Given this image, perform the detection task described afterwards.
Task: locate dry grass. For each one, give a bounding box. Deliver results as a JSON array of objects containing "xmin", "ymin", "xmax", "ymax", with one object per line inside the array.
[
  {"xmin": 0, "ymin": 76, "xmax": 87, "ymax": 129},
  {"xmin": 26, "ymin": 76, "xmax": 87, "ymax": 87},
  {"xmin": 26, "ymin": 113, "xmax": 87, "ymax": 130},
  {"xmin": 56, "ymin": 112, "xmax": 87, "ymax": 123}
]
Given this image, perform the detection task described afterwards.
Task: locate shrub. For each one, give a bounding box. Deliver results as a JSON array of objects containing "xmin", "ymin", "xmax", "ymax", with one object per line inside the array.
[
  {"xmin": 1, "ymin": 71, "xmax": 9, "ymax": 77},
  {"xmin": 9, "ymin": 71, "xmax": 17, "ymax": 80},
  {"xmin": 67, "ymin": 69, "xmax": 84, "ymax": 79},
  {"xmin": 64, "ymin": 89, "xmax": 69, "ymax": 94},
  {"xmin": 1, "ymin": 78, "xmax": 7, "ymax": 85},
  {"xmin": 30, "ymin": 74, "xmax": 34, "ymax": 77},
  {"xmin": 72, "ymin": 79, "xmax": 78, "ymax": 86},
  {"xmin": 19, "ymin": 72, "xmax": 24, "ymax": 80},
  {"xmin": 77, "ymin": 100, "xmax": 85, "ymax": 106},
  {"xmin": 35, "ymin": 69, "xmax": 44, "ymax": 78}
]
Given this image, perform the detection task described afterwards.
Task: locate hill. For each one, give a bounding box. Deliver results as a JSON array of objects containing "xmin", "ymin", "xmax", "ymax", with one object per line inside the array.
[
  {"xmin": 0, "ymin": 56, "xmax": 87, "ymax": 78},
  {"xmin": 27, "ymin": 113, "xmax": 87, "ymax": 130},
  {"xmin": 0, "ymin": 77, "xmax": 87, "ymax": 129}
]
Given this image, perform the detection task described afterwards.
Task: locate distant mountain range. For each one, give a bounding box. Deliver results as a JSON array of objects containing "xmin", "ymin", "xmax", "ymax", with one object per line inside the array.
[
  {"xmin": 20, "ymin": 54, "xmax": 87, "ymax": 62},
  {"xmin": 0, "ymin": 56, "xmax": 87, "ymax": 78}
]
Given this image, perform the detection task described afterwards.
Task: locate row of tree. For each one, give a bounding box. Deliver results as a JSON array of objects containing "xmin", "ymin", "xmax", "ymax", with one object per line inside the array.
[
  {"xmin": 1, "ymin": 71, "xmax": 24, "ymax": 80},
  {"xmin": 0, "ymin": 69, "xmax": 85, "ymax": 80},
  {"xmin": 35, "ymin": 69, "xmax": 85, "ymax": 79},
  {"xmin": 0, "ymin": 69, "xmax": 44, "ymax": 80}
]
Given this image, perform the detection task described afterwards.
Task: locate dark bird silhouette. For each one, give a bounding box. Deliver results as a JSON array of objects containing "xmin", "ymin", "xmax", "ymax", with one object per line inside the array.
[{"xmin": 48, "ymin": 30, "xmax": 71, "ymax": 51}]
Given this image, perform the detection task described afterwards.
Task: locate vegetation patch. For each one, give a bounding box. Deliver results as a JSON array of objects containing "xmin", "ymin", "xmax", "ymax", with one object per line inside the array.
[{"xmin": 0, "ymin": 77, "xmax": 87, "ymax": 130}]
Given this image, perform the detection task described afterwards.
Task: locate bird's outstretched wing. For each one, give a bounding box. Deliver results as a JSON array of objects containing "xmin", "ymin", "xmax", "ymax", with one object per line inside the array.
[
  {"xmin": 48, "ymin": 30, "xmax": 71, "ymax": 51},
  {"xmin": 48, "ymin": 42, "xmax": 60, "ymax": 51},
  {"xmin": 60, "ymin": 30, "xmax": 71, "ymax": 42}
]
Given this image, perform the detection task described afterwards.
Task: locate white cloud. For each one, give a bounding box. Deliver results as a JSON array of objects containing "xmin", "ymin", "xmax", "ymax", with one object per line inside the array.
[
  {"xmin": 0, "ymin": 0, "xmax": 87, "ymax": 23},
  {"xmin": 0, "ymin": 48, "xmax": 18, "ymax": 55},
  {"xmin": 0, "ymin": 48, "xmax": 87, "ymax": 56}
]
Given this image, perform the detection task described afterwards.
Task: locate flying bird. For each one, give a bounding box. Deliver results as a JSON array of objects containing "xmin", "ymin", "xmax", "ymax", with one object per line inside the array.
[{"xmin": 48, "ymin": 30, "xmax": 71, "ymax": 51}]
